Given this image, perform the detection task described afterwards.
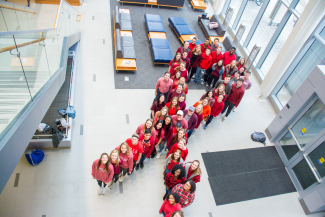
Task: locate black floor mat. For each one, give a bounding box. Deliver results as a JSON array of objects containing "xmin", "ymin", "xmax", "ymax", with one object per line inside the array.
[
  {"xmin": 202, "ymin": 146, "xmax": 296, "ymax": 205},
  {"xmin": 110, "ymin": 0, "xmax": 207, "ymax": 90}
]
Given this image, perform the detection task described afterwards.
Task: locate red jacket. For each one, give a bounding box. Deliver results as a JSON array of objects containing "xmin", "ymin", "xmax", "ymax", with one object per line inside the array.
[
  {"xmin": 210, "ymin": 100, "xmax": 224, "ymax": 117},
  {"xmin": 168, "ymin": 143, "xmax": 188, "ymax": 161},
  {"xmin": 223, "ymin": 51, "xmax": 236, "ymax": 66},
  {"xmin": 210, "ymin": 51, "xmax": 223, "ymax": 68},
  {"xmin": 138, "ymin": 135, "xmax": 155, "ymax": 158},
  {"xmin": 198, "ymin": 53, "xmax": 212, "ymax": 70},
  {"xmin": 200, "ymin": 43, "xmax": 211, "ymax": 53},
  {"xmin": 189, "ymin": 42, "xmax": 197, "ymax": 51},
  {"xmin": 228, "ymin": 83, "xmax": 245, "ymax": 107}
]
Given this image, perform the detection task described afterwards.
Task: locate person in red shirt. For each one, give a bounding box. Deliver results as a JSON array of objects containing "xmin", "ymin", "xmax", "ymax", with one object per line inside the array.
[
  {"xmin": 203, "ymin": 46, "xmax": 223, "ymax": 84},
  {"xmin": 188, "ymin": 45, "xmax": 202, "ymax": 83},
  {"xmin": 176, "ymin": 41, "xmax": 192, "ymax": 59},
  {"xmin": 167, "ymin": 127, "xmax": 188, "ymax": 151},
  {"xmin": 166, "ymin": 97, "xmax": 180, "ymax": 116},
  {"xmin": 151, "ymin": 94, "xmax": 166, "ymax": 119},
  {"xmin": 107, "ymin": 150, "xmax": 123, "ymax": 190},
  {"xmin": 200, "ymin": 38, "xmax": 211, "ymax": 53},
  {"xmin": 156, "ymin": 115, "xmax": 173, "ymax": 159},
  {"xmin": 183, "ymin": 160, "xmax": 202, "ymax": 183},
  {"xmin": 210, "ymin": 38, "xmax": 220, "ymax": 52},
  {"xmin": 204, "ymin": 94, "xmax": 225, "ymax": 129},
  {"xmin": 179, "ymin": 62, "xmax": 188, "ymax": 81},
  {"xmin": 167, "ymin": 139, "xmax": 188, "ymax": 161},
  {"xmin": 115, "ymin": 142, "xmax": 133, "ymax": 182},
  {"xmin": 154, "ymin": 106, "xmax": 168, "ymax": 124},
  {"xmin": 187, "ymin": 104, "xmax": 203, "ymax": 139},
  {"xmin": 138, "ymin": 129, "xmax": 155, "ymax": 169},
  {"xmin": 207, "ymin": 59, "xmax": 224, "ymax": 90},
  {"xmin": 221, "ymin": 78, "xmax": 245, "ymax": 121},
  {"xmin": 223, "ymin": 47, "xmax": 237, "ymax": 66},
  {"xmin": 188, "ymin": 37, "xmax": 197, "ymax": 51},
  {"xmin": 194, "ymin": 48, "xmax": 212, "ymax": 85},
  {"xmin": 236, "ymin": 57, "xmax": 246, "ymax": 71},
  {"xmin": 150, "ymin": 120, "xmax": 165, "ymax": 158},
  {"xmin": 181, "ymin": 52, "xmax": 190, "ymax": 71},
  {"xmin": 91, "ymin": 153, "xmax": 114, "ymax": 195},
  {"xmin": 164, "ymin": 150, "xmax": 184, "ymax": 175},
  {"xmin": 172, "ymin": 77, "xmax": 188, "ymax": 95},
  {"xmin": 169, "ymin": 53, "xmax": 182, "ymax": 76},
  {"xmin": 164, "ymin": 164, "xmax": 186, "ymax": 196},
  {"xmin": 159, "ymin": 193, "xmax": 182, "ymax": 216},
  {"xmin": 125, "ymin": 134, "xmax": 143, "ymax": 173},
  {"xmin": 214, "ymin": 83, "xmax": 227, "ymax": 102},
  {"xmin": 167, "ymin": 84, "xmax": 184, "ymax": 102}
]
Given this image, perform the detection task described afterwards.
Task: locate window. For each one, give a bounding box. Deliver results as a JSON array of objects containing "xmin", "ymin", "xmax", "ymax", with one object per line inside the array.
[
  {"xmin": 307, "ymin": 141, "xmax": 325, "ymax": 179},
  {"xmin": 292, "ymin": 158, "xmax": 317, "ymax": 190},
  {"xmin": 279, "ymin": 131, "xmax": 300, "ymax": 160},
  {"xmin": 276, "ymin": 39, "xmax": 325, "ymax": 106},
  {"xmin": 320, "ymin": 27, "xmax": 325, "ymax": 40},
  {"xmin": 295, "ymin": 0, "xmax": 310, "ymax": 15},
  {"xmin": 228, "ymin": 0, "xmax": 244, "ymax": 27}
]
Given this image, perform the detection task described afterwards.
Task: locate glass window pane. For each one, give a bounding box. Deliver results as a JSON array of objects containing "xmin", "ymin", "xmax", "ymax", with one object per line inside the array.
[
  {"xmin": 291, "ymin": 100, "xmax": 325, "ymax": 147},
  {"xmin": 276, "ymin": 39, "xmax": 325, "ymax": 106},
  {"xmin": 320, "ymin": 27, "xmax": 325, "ymax": 40},
  {"xmin": 260, "ymin": 13, "xmax": 296, "ymax": 76},
  {"xmin": 293, "ymin": 158, "xmax": 317, "ymax": 190},
  {"xmin": 236, "ymin": 0, "xmax": 264, "ymax": 43},
  {"xmin": 279, "ymin": 131, "xmax": 300, "ymax": 160},
  {"xmin": 247, "ymin": 2, "xmax": 288, "ymax": 65},
  {"xmin": 307, "ymin": 141, "xmax": 325, "ymax": 179},
  {"xmin": 228, "ymin": 0, "xmax": 244, "ymax": 27},
  {"xmin": 295, "ymin": 0, "xmax": 310, "ymax": 15}
]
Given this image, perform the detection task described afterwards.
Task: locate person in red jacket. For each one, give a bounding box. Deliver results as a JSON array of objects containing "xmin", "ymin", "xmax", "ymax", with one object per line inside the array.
[
  {"xmin": 91, "ymin": 153, "xmax": 114, "ymax": 195},
  {"xmin": 203, "ymin": 46, "xmax": 223, "ymax": 84},
  {"xmin": 221, "ymin": 78, "xmax": 245, "ymax": 121},
  {"xmin": 176, "ymin": 41, "xmax": 192, "ymax": 59},
  {"xmin": 159, "ymin": 193, "xmax": 182, "ymax": 216},
  {"xmin": 188, "ymin": 37, "xmax": 197, "ymax": 50},
  {"xmin": 138, "ymin": 129, "xmax": 155, "ymax": 169},
  {"xmin": 115, "ymin": 142, "xmax": 133, "ymax": 182},
  {"xmin": 187, "ymin": 45, "xmax": 202, "ymax": 83},
  {"xmin": 204, "ymin": 94, "xmax": 225, "ymax": 129},
  {"xmin": 167, "ymin": 139, "xmax": 188, "ymax": 161},
  {"xmin": 183, "ymin": 160, "xmax": 202, "ymax": 183},
  {"xmin": 169, "ymin": 53, "xmax": 182, "ymax": 76},
  {"xmin": 179, "ymin": 62, "xmax": 188, "ymax": 81},
  {"xmin": 181, "ymin": 52, "xmax": 191, "ymax": 72},
  {"xmin": 125, "ymin": 134, "xmax": 143, "ymax": 173},
  {"xmin": 193, "ymin": 48, "xmax": 212, "ymax": 85},
  {"xmin": 223, "ymin": 47, "xmax": 237, "ymax": 66},
  {"xmin": 200, "ymin": 38, "xmax": 211, "ymax": 53}
]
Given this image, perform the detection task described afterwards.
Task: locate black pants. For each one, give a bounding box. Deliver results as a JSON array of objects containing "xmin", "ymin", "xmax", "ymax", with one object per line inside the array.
[
  {"xmin": 221, "ymin": 100, "xmax": 236, "ymax": 117},
  {"xmin": 97, "ymin": 180, "xmax": 107, "ymax": 187},
  {"xmin": 113, "ymin": 174, "xmax": 119, "ymax": 183},
  {"xmin": 188, "ymin": 67, "xmax": 197, "ymax": 81},
  {"xmin": 120, "ymin": 167, "xmax": 128, "ymax": 176},
  {"xmin": 204, "ymin": 68, "xmax": 212, "ymax": 83},
  {"xmin": 129, "ymin": 160, "xmax": 137, "ymax": 175},
  {"xmin": 208, "ymin": 74, "xmax": 219, "ymax": 88}
]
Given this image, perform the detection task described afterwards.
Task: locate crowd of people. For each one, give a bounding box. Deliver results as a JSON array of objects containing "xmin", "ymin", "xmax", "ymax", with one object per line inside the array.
[{"xmin": 91, "ymin": 37, "xmax": 252, "ymax": 217}]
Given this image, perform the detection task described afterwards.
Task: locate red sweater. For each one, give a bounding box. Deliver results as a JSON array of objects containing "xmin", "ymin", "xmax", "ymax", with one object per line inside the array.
[
  {"xmin": 186, "ymin": 167, "xmax": 201, "ymax": 183},
  {"xmin": 210, "ymin": 101, "xmax": 224, "ymax": 117},
  {"xmin": 210, "ymin": 51, "xmax": 223, "ymax": 68},
  {"xmin": 194, "ymin": 112, "xmax": 203, "ymax": 129},
  {"xmin": 115, "ymin": 145, "xmax": 134, "ymax": 172},
  {"xmin": 91, "ymin": 159, "xmax": 114, "ymax": 183},
  {"xmin": 159, "ymin": 199, "xmax": 182, "ymax": 216},
  {"xmin": 200, "ymin": 43, "xmax": 211, "ymax": 53},
  {"xmin": 176, "ymin": 46, "xmax": 193, "ymax": 58},
  {"xmin": 169, "ymin": 60, "xmax": 183, "ymax": 76},
  {"xmin": 167, "ymin": 89, "xmax": 184, "ymax": 103},
  {"xmin": 168, "ymin": 144, "xmax": 188, "ymax": 161},
  {"xmin": 228, "ymin": 83, "xmax": 245, "ymax": 107},
  {"xmin": 172, "ymin": 83, "xmax": 188, "ymax": 94},
  {"xmin": 125, "ymin": 138, "xmax": 143, "ymax": 161},
  {"xmin": 223, "ymin": 51, "xmax": 236, "ymax": 66},
  {"xmin": 189, "ymin": 42, "xmax": 197, "ymax": 51},
  {"xmin": 198, "ymin": 53, "xmax": 212, "ymax": 70},
  {"xmin": 138, "ymin": 135, "xmax": 155, "ymax": 158}
]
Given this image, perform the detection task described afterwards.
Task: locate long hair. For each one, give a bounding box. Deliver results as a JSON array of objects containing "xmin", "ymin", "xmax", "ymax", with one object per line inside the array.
[
  {"xmin": 154, "ymin": 119, "xmax": 164, "ymax": 139},
  {"xmin": 191, "ymin": 160, "xmax": 202, "ymax": 176},
  {"xmin": 172, "ymin": 52, "xmax": 182, "ymax": 65},
  {"xmin": 172, "ymin": 128, "xmax": 186, "ymax": 145},
  {"xmin": 109, "ymin": 150, "xmax": 120, "ymax": 167},
  {"xmin": 163, "ymin": 116, "xmax": 172, "ymax": 135},
  {"xmin": 170, "ymin": 149, "xmax": 182, "ymax": 163},
  {"xmin": 118, "ymin": 142, "xmax": 130, "ymax": 156},
  {"xmin": 177, "ymin": 77, "xmax": 187, "ymax": 92},
  {"xmin": 202, "ymin": 97, "xmax": 211, "ymax": 106},
  {"xmin": 153, "ymin": 94, "xmax": 165, "ymax": 109},
  {"xmin": 195, "ymin": 103, "xmax": 203, "ymax": 115},
  {"xmin": 172, "ymin": 70, "xmax": 181, "ymax": 80},
  {"xmin": 97, "ymin": 153, "xmax": 109, "ymax": 172},
  {"xmin": 185, "ymin": 180, "xmax": 196, "ymax": 193},
  {"xmin": 156, "ymin": 107, "xmax": 168, "ymax": 121},
  {"xmin": 216, "ymin": 84, "xmax": 226, "ymax": 95},
  {"xmin": 229, "ymin": 60, "xmax": 237, "ymax": 69},
  {"xmin": 167, "ymin": 192, "xmax": 181, "ymax": 204},
  {"xmin": 203, "ymin": 89, "xmax": 214, "ymax": 99},
  {"xmin": 192, "ymin": 45, "xmax": 201, "ymax": 55},
  {"xmin": 142, "ymin": 118, "xmax": 154, "ymax": 132},
  {"xmin": 170, "ymin": 211, "xmax": 184, "ymax": 217},
  {"xmin": 216, "ymin": 59, "xmax": 224, "ymax": 70},
  {"xmin": 236, "ymin": 58, "xmax": 246, "ymax": 67},
  {"xmin": 168, "ymin": 97, "xmax": 180, "ymax": 114},
  {"xmin": 171, "ymin": 163, "xmax": 185, "ymax": 179}
]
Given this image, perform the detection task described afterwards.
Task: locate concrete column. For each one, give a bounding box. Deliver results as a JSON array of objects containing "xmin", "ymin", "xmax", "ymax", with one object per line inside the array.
[
  {"xmin": 213, "ymin": 0, "xmax": 226, "ymax": 15},
  {"xmin": 260, "ymin": 0, "xmax": 325, "ymax": 97}
]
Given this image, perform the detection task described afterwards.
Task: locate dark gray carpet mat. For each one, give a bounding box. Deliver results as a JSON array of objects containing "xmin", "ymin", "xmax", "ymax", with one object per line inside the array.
[
  {"xmin": 202, "ymin": 146, "xmax": 296, "ymax": 205},
  {"xmin": 110, "ymin": 0, "xmax": 208, "ymax": 90}
]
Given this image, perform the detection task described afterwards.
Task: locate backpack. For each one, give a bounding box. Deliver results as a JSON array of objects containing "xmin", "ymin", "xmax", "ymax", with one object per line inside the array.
[
  {"xmin": 51, "ymin": 128, "xmax": 63, "ymax": 148},
  {"xmin": 25, "ymin": 149, "xmax": 45, "ymax": 166},
  {"xmin": 251, "ymin": 131, "xmax": 266, "ymax": 145}
]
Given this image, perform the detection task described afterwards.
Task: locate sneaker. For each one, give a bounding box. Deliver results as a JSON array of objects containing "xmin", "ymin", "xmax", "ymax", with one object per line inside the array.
[
  {"xmin": 98, "ymin": 186, "xmax": 102, "ymax": 195},
  {"xmin": 201, "ymin": 81, "xmax": 205, "ymax": 86},
  {"xmin": 233, "ymin": 108, "xmax": 236, "ymax": 112},
  {"xmin": 196, "ymin": 82, "xmax": 200, "ymax": 86},
  {"xmin": 192, "ymin": 75, "xmax": 195, "ymax": 79},
  {"xmin": 109, "ymin": 182, "xmax": 116, "ymax": 189},
  {"xmin": 135, "ymin": 164, "xmax": 139, "ymax": 171},
  {"xmin": 191, "ymin": 79, "xmax": 196, "ymax": 83},
  {"xmin": 118, "ymin": 175, "xmax": 125, "ymax": 182},
  {"xmin": 107, "ymin": 181, "xmax": 113, "ymax": 187},
  {"xmin": 204, "ymin": 124, "xmax": 208, "ymax": 130},
  {"xmin": 101, "ymin": 186, "xmax": 106, "ymax": 195},
  {"xmin": 222, "ymin": 116, "xmax": 226, "ymax": 122},
  {"xmin": 140, "ymin": 163, "xmax": 144, "ymax": 169},
  {"xmin": 156, "ymin": 152, "xmax": 161, "ymax": 159},
  {"xmin": 143, "ymin": 158, "xmax": 149, "ymax": 163}
]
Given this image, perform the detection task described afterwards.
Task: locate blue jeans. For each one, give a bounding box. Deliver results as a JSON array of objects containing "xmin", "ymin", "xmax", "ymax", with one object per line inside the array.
[
  {"xmin": 162, "ymin": 210, "xmax": 166, "ymax": 216},
  {"xmin": 187, "ymin": 129, "xmax": 194, "ymax": 139},
  {"xmin": 153, "ymin": 89, "xmax": 168, "ymax": 103},
  {"xmin": 139, "ymin": 153, "xmax": 147, "ymax": 164},
  {"xmin": 205, "ymin": 115, "xmax": 214, "ymax": 127},
  {"xmin": 194, "ymin": 66, "xmax": 204, "ymax": 84},
  {"xmin": 158, "ymin": 140, "xmax": 167, "ymax": 153}
]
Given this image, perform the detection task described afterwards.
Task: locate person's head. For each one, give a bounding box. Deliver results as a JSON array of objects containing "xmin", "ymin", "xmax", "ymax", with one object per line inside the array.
[
  {"xmin": 206, "ymin": 90, "xmax": 214, "ymax": 99},
  {"xmin": 193, "ymin": 45, "xmax": 201, "ymax": 54},
  {"xmin": 183, "ymin": 41, "xmax": 189, "ymax": 49},
  {"xmin": 195, "ymin": 104, "xmax": 203, "ymax": 115},
  {"xmin": 178, "ymin": 138, "xmax": 186, "ymax": 149},
  {"xmin": 171, "ymin": 150, "xmax": 182, "ymax": 163},
  {"xmin": 184, "ymin": 180, "xmax": 196, "ymax": 193},
  {"xmin": 237, "ymin": 78, "xmax": 244, "ymax": 87},
  {"xmin": 230, "ymin": 60, "xmax": 236, "ymax": 67},
  {"xmin": 131, "ymin": 134, "xmax": 139, "ymax": 145},
  {"xmin": 155, "ymin": 119, "xmax": 164, "ymax": 130},
  {"xmin": 167, "ymin": 193, "xmax": 181, "ymax": 205},
  {"xmin": 171, "ymin": 97, "xmax": 178, "ymax": 106},
  {"xmin": 191, "ymin": 37, "xmax": 197, "ymax": 44},
  {"xmin": 239, "ymin": 58, "xmax": 245, "ymax": 65},
  {"xmin": 213, "ymin": 38, "xmax": 219, "ymax": 46},
  {"xmin": 182, "ymin": 52, "xmax": 188, "ymax": 59},
  {"xmin": 245, "ymin": 71, "xmax": 251, "ymax": 79},
  {"xmin": 174, "ymin": 71, "xmax": 181, "ymax": 80},
  {"xmin": 190, "ymin": 160, "xmax": 201, "ymax": 175},
  {"xmin": 229, "ymin": 47, "xmax": 236, "ymax": 55},
  {"xmin": 176, "ymin": 110, "xmax": 184, "ymax": 120},
  {"xmin": 173, "ymin": 53, "xmax": 181, "ymax": 62},
  {"xmin": 109, "ymin": 150, "xmax": 119, "ymax": 165},
  {"xmin": 176, "ymin": 84, "xmax": 183, "ymax": 93},
  {"xmin": 179, "ymin": 77, "xmax": 186, "ymax": 85},
  {"xmin": 161, "ymin": 106, "xmax": 168, "ymax": 116},
  {"xmin": 180, "ymin": 62, "xmax": 186, "ymax": 71},
  {"xmin": 224, "ymin": 75, "xmax": 231, "ymax": 83},
  {"xmin": 239, "ymin": 66, "xmax": 245, "ymax": 74},
  {"xmin": 217, "ymin": 59, "xmax": 224, "ymax": 67},
  {"xmin": 234, "ymin": 71, "xmax": 240, "ymax": 79},
  {"xmin": 202, "ymin": 97, "xmax": 210, "ymax": 106},
  {"xmin": 172, "ymin": 163, "xmax": 185, "ymax": 178},
  {"xmin": 175, "ymin": 122, "xmax": 182, "ymax": 131},
  {"xmin": 164, "ymin": 71, "xmax": 171, "ymax": 81},
  {"xmin": 217, "ymin": 46, "xmax": 222, "ymax": 54},
  {"xmin": 164, "ymin": 115, "xmax": 172, "ymax": 125},
  {"xmin": 144, "ymin": 129, "xmax": 151, "ymax": 140},
  {"xmin": 205, "ymin": 48, "xmax": 211, "ymax": 56},
  {"xmin": 170, "ymin": 210, "xmax": 184, "ymax": 217},
  {"xmin": 144, "ymin": 118, "xmax": 154, "ymax": 130},
  {"xmin": 204, "ymin": 38, "xmax": 209, "ymax": 46},
  {"xmin": 156, "ymin": 94, "xmax": 165, "ymax": 105},
  {"xmin": 178, "ymin": 94, "xmax": 186, "ymax": 103},
  {"xmin": 188, "ymin": 106, "xmax": 195, "ymax": 116},
  {"xmin": 216, "ymin": 84, "xmax": 225, "ymax": 93},
  {"xmin": 217, "ymin": 94, "xmax": 224, "ymax": 103},
  {"xmin": 118, "ymin": 142, "xmax": 130, "ymax": 155},
  {"xmin": 97, "ymin": 153, "xmax": 109, "ymax": 172}
]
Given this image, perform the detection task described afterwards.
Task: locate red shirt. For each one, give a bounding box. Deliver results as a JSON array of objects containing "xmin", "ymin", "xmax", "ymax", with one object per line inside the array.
[
  {"xmin": 189, "ymin": 42, "xmax": 197, "ymax": 51},
  {"xmin": 167, "ymin": 160, "xmax": 180, "ymax": 170},
  {"xmin": 165, "ymin": 172, "xmax": 186, "ymax": 189},
  {"xmin": 210, "ymin": 100, "xmax": 224, "ymax": 117},
  {"xmin": 223, "ymin": 51, "xmax": 236, "ymax": 66},
  {"xmin": 159, "ymin": 199, "xmax": 182, "ymax": 216},
  {"xmin": 166, "ymin": 102, "xmax": 179, "ymax": 116},
  {"xmin": 155, "ymin": 129, "xmax": 165, "ymax": 144},
  {"xmin": 168, "ymin": 143, "xmax": 188, "ymax": 161},
  {"xmin": 125, "ymin": 138, "xmax": 143, "ymax": 161},
  {"xmin": 198, "ymin": 52, "xmax": 212, "ymax": 70},
  {"xmin": 200, "ymin": 43, "xmax": 211, "ymax": 53},
  {"xmin": 187, "ymin": 167, "xmax": 201, "ymax": 183},
  {"xmin": 172, "ymin": 83, "xmax": 188, "ymax": 94},
  {"xmin": 139, "ymin": 135, "xmax": 155, "ymax": 158},
  {"xmin": 172, "ymin": 128, "xmax": 188, "ymax": 138},
  {"xmin": 169, "ymin": 60, "xmax": 183, "ymax": 76},
  {"xmin": 194, "ymin": 112, "xmax": 203, "ymax": 129},
  {"xmin": 180, "ymin": 69, "xmax": 188, "ymax": 81},
  {"xmin": 228, "ymin": 83, "xmax": 245, "ymax": 107},
  {"xmin": 210, "ymin": 51, "xmax": 223, "ymax": 68}
]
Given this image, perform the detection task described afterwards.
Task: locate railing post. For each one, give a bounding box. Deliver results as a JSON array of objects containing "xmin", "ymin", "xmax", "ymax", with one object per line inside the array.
[
  {"xmin": 233, "ymin": 23, "xmax": 246, "ymax": 48},
  {"xmin": 246, "ymin": 44, "xmax": 261, "ymax": 71},
  {"xmin": 222, "ymin": 7, "xmax": 234, "ymax": 30}
]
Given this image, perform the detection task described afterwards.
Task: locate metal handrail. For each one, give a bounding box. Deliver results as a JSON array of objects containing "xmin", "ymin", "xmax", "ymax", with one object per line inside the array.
[
  {"xmin": 0, "ymin": 28, "xmax": 56, "ymax": 36},
  {"xmin": 0, "ymin": 0, "xmax": 36, "ymax": 13},
  {"xmin": 0, "ymin": 5, "xmax": 37, "ymax": 14}
]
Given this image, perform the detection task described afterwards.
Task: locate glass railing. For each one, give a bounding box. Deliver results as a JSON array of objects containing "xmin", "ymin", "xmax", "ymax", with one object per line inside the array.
[
  {"xmin": 0, "ymin": 0, "xmax": 37, "ymax": 31},
  {"xmin": 0, "ymin": 0, "xmax": 79, "ymax": 141}
]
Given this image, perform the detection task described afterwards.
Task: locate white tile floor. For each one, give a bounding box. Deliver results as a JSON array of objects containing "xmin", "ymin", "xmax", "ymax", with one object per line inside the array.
[{"xmin": 1, "ymin": 0, "xmax": 325, "ymax": 216}]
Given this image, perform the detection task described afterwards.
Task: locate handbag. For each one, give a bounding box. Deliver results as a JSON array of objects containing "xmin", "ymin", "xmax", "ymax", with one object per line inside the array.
[{"xmin": 208, "ymin": 22, "xmax": 219, "ymax": 29}]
